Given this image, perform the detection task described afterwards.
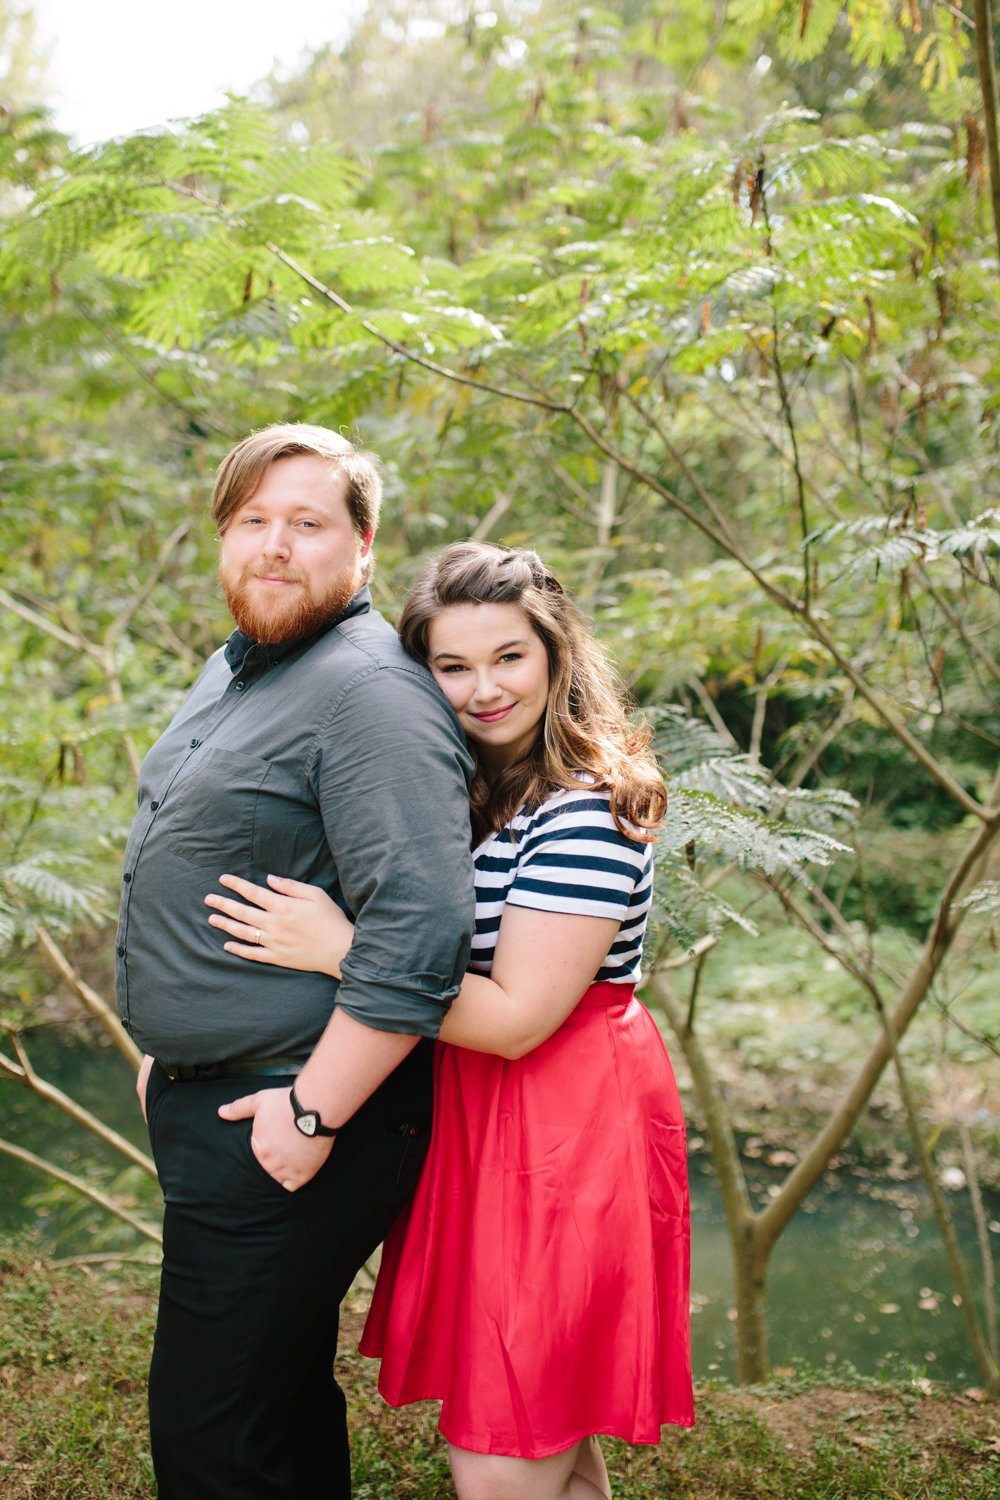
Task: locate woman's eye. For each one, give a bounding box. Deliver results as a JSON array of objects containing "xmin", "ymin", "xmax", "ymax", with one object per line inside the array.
[
  {"xmin": 499, "ymin": 653, "xmax": 521, "ymax": 664},
  {"xmin": 440, "ymin": 664, "xmax": 467, "ymax": 674}
]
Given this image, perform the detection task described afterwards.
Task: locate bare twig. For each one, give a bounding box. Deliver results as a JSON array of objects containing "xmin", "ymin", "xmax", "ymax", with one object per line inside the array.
[
  {"xmin": 0, "ymin": 1028, "xmax": 155, "ymax": 1178},
  {"xmin": 469, "ymin": 491, "xmax": 514, "ymax": 542},
  {"xmin": 915, "ymin": 564, "xmax": 1000, "ymax": 686},
  {"xmin": 47, "ymin": 1252, "xmax": 160, "ymax": 1267},
  {"xmin": 36, "ymin": 926, "xmax": 143, "ymax": 1070},
  {"xmin": 105, "ymin": 518, "xmax": 193, "ymax": 643},
  {"xmin": 749, "ymin": 657, "xmax": 789, "ymax": 762},
  {"xmin": 0, "ymin": 588, "xmax": 142, "ymax": 780},
  {"xmin": 0, "ymin": 585, "xmax": 86, "ymax": 653},
  {"xmin": 655, "ymin": 933, "xmax": 719, "ymax": 971},
  {"xmin": 783, "ymin": 691, "xmax": 857, "ymax": 789},
  {"xmin": 683, "ymin": 947, "xmax": 709, "ymax": 1035},
  {"xmin": 757, "ymin": 177, "xmax": 811, "ymax": 606},
  {"xmin": 539, "ymin": 455, "xmax": 597, "ymax": 521},
  {"xmin": 0, "ymin": 1137, "xmax": 161, "ymax": 1244},
  {"xmin": 688, "ymin": 677, "xmax": 742, "ymax": 749}
]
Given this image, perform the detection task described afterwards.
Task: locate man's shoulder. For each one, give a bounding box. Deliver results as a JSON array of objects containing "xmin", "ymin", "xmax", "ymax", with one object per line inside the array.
[{"xmin": 308, "ymin": 609, "xmax": 430, "ymax": 685}]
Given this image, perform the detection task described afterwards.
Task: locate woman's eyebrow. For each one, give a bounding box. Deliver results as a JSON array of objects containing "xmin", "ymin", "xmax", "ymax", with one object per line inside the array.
[{"xmin": 432, "ymin": 638, "xmax": 528, "ymax": 662}]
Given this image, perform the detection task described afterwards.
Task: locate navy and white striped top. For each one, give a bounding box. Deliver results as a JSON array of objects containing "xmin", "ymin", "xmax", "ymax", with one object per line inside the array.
[{"xmin": 470, "ymin": 785, "xmax": 654, "ymax": 985}]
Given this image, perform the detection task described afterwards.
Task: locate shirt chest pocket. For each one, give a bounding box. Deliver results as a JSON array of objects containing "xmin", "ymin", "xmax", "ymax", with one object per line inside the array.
[{"xmin": 157, "ymin": 748, "xmax": 271, "ymax": 871}]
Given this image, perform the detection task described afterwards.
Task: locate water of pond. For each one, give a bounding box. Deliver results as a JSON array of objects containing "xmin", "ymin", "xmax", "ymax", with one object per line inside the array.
[{"xmin": 1, "ymin": 1025, "xmax": 995, "ymax": 1386}]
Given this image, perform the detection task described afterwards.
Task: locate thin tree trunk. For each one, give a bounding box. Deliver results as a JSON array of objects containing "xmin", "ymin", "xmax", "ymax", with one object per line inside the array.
[
  {"xmin": 873, "ymin": 1006, "xmax": 998, "ymax": 1392},
  {"xmin": 974, "ymin": 0, "xmax": 1000, "ymax": 266},
  {"xmin": 755, "ymin": 781, "xmax": 1000, "ymax": 1255},
  {"xmin": 649, "ymin": 768, "xmax": 1000, "ymax": 1382},
  {"xmin": 943, "ymin": 1056, "xmax": 1000, "ymax": 1367},
  {"xmin": 596, "ymin": 459, "xmax": 617, "ymax": 549},
  {"xmin": 652, "ymin": 976, "xmax": 769, "ymax": 1381}
]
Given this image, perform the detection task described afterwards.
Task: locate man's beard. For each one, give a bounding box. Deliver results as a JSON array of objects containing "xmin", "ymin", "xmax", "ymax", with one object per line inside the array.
[{"xmin": 219, "ymin": 563, "xmax": 362, "ymax": 645}]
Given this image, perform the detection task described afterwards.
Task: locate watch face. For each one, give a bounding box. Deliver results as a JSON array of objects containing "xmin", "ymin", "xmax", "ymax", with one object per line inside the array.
[{"xmin": 297, "ymin": 1113, "xmax": 318, "ymax": 1137}]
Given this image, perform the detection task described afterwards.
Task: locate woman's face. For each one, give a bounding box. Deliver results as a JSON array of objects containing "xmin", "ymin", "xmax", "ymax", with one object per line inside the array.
[{"xmin": 426, "ymin": 602, "xmax": 551, "ymax": 773}]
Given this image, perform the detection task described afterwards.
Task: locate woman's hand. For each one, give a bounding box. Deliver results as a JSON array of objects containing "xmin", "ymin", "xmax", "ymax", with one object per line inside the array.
[{"xmin": 204, "ymin": 873, "xmax": 355, "ymax": 978}]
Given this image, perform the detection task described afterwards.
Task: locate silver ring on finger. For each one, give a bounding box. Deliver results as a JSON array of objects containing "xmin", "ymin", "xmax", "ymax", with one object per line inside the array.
[{"xmin": 254, "ymin": 927, "xmax": 262, "ymax": 945}]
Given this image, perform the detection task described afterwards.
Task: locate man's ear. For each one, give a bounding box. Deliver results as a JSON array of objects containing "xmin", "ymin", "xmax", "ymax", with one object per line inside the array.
[{"xmin": 360, "ymin": 529, "xmax": 374, "ymax": 556}]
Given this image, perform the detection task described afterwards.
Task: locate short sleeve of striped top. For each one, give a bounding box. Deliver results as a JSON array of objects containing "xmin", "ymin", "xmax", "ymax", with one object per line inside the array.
[{"xmin": 469, "ymin": 785, "xmax": 654, "ymax": 986}]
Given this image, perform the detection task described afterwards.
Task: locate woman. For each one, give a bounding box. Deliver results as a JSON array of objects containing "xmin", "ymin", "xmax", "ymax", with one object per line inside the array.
[{"xmin": 206, "ymin": 543, "xmax": 693, "ymax": 1499}]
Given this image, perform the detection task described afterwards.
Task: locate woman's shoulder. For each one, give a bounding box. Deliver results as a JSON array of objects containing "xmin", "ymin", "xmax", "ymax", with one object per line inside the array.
[{"xmin": 524, "ymin": 782, "xmax": 652, "ymax": 851}]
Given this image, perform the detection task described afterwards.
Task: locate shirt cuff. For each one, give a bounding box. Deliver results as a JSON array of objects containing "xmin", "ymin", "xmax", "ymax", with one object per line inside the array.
[{"xmin": 335, "ymin": 960, "xmax": 461, "ymax": 1038}]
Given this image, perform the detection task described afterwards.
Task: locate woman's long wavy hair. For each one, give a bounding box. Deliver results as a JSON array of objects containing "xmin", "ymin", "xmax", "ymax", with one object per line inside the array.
[{"xmin": 398, "ymin": 542, "xmax": 666, "ymax": 846}]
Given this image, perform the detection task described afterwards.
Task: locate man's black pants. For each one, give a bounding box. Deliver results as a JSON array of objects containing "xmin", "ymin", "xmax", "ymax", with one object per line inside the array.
[{"xmin": 145, "ymin": 1059, "xmax": 429, "ymax": 1500}]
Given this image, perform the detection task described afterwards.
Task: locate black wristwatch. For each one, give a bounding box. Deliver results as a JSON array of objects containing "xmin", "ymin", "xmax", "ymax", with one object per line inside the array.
[{"xmin": 290, "ymin": 1083, "xmax": 340, "ymax": 1139}]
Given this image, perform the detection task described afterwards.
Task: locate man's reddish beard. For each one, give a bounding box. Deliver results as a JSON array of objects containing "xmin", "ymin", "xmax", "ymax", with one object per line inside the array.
[{"xmin": 219, "ymin": 562, "xmax": 362, "ymax": 645}]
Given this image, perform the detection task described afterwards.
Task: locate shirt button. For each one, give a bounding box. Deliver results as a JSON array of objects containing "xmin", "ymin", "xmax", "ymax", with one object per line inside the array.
[
  {"xmin": 150, "ymin": 800, "xmax": 159, "ymax": 811},
  {"xmin": 116, "ymin": 945, "xmax": 126, "ymax": 957},
  {"xmin": 189, "ymin": 738, "xmax": 200, "ymax": 749},
  {"xmin": 235, "ymin": 681, "xmax": 245, "ymax": 692},
  {"xmin": 122, "ymin": 873, "xmax": 132, "ymax": 884}
]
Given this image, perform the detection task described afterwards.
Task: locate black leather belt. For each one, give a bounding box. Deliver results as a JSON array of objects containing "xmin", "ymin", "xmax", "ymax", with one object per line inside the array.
[{"xmin": 157, "ymin": 1055, "xmax": 305, "ymax": 1082}]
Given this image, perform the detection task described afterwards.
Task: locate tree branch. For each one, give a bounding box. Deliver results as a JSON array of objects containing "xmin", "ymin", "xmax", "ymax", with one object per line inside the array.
[
  {"xmin": 0, "ymin": 1028, "xmax": 155, "ymax": 1178},
  {"xmin": 0, "ymin": 1137, "xmax": 161, "ymax": 1244},
  {"xmin": 156, "ymin": 182, "xmax": 994, "ymax": 822},
  {"xmin": 105, "ymin": 518, "xmax": 193, "ymax": 644},
  {"xmin": 754, "ymin": 768, "xmax": 1000, "ymax": 1250},
  {"xmin": 36, "ymin": 925, "xmax": 143, "ymax": 1070},
  {"xmin": 0, "ymin": 585, "xmax": 88, "ymax": 653}
]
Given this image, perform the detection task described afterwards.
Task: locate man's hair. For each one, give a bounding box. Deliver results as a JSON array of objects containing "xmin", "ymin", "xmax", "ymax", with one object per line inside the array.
[
  {"xmin": 211, "ymin": 424, "xmax": 382, "ymax": 578},
  {"xmin": 398, "ymin": 541, "xmax": 666, "ymax": 846}
]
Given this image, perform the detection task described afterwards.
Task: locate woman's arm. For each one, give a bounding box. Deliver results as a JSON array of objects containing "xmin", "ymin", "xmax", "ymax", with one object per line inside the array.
[
  {"xmin": 438, "ymin": 904, "xmax": 621, "ymax": 1058},
  {"xmin": 205, "ymin": 875, "xmax": 620, "ymax": 1060}
]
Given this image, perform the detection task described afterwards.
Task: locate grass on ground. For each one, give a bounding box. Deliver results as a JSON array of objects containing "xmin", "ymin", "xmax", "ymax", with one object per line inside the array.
[{"xmin": 1, "ymin": 1256, "xmax": 997, "ymax": 1499}]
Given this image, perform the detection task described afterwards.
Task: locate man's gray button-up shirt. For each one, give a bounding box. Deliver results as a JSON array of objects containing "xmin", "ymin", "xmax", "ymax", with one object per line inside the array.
[{"xmin": 115, "ymin": 588, "xmax": 475, "ymax": 1069}]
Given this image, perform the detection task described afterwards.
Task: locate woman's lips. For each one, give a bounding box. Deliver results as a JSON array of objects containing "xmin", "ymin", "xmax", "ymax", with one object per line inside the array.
[{"xmin": 470, "ymin": 704, "xmax": 515, "ymax": 723}]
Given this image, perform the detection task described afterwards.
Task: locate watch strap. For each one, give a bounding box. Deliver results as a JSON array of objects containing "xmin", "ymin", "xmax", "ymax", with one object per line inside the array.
[{"xmin": 290, "ymin": 1082, "xmax": 339, "ymax": 1138}]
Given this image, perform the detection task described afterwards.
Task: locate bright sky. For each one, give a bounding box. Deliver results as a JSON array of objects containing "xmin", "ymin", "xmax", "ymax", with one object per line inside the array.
[{"xmin": 31, "ymin": 0, "xmax": 369, "ymax": 144}]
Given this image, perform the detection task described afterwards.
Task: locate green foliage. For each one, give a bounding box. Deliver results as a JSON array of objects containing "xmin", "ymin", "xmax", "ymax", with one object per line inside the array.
[
  {"xmin": 4, "ymin": 0, "xmax": 996, "ymax": 949},
  {"xmin": 643, "ymin": 706, "xmax": 856, "ymax": 951},
  {"xmin": 0, "ymin": 6, "xmax": 997, "ymax": 1383}
]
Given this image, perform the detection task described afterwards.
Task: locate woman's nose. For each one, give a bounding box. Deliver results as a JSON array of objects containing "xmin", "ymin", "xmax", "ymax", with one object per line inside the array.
[{"xmin": 472, "ymin": 671, "xmax": 502, "ymax": 703}]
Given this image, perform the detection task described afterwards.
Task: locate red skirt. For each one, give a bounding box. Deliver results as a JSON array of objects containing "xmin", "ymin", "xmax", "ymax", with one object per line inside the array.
[{"xmin": 359, "ymin": 983, "xmax": 694, "ymax": 1458}]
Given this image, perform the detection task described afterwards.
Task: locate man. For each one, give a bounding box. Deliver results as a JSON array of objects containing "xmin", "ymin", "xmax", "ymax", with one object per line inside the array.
[{"xmin": 116, "ymin": 423, "xmax": 474, "ymax": 1499}]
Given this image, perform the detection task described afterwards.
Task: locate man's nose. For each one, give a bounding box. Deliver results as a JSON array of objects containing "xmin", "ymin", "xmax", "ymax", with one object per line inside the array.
[{"xmin": 260, "ymin": 524, "xmax": 292, "ymax": 558}]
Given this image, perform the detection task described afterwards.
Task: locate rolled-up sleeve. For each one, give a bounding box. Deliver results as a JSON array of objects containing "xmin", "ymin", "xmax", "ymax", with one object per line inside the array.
[{"xmin": 312, "ymin": 662, "xmax": 474, "ymax": 1036}]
